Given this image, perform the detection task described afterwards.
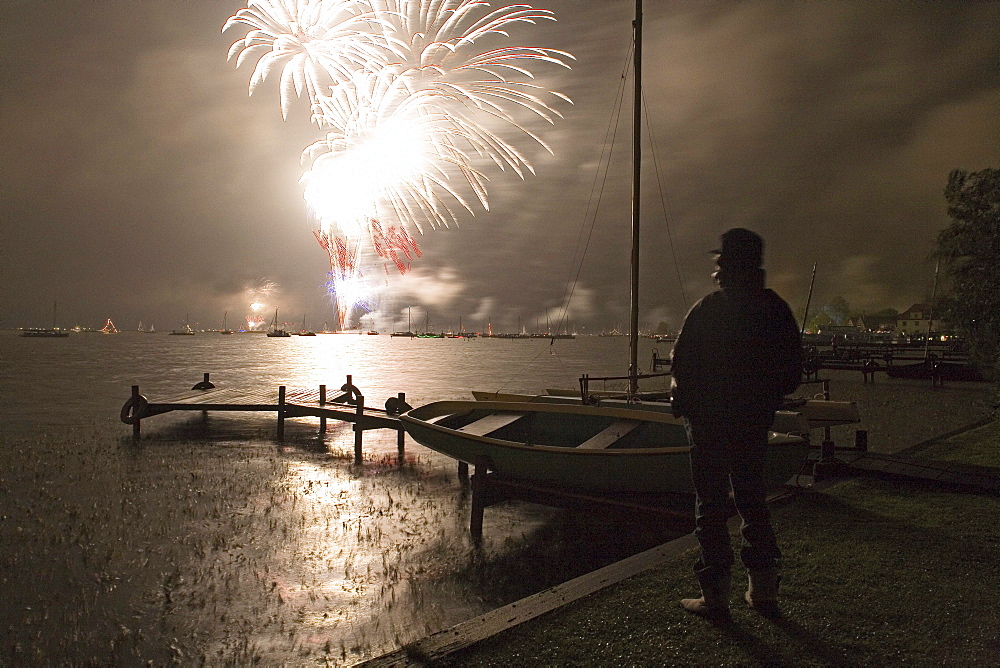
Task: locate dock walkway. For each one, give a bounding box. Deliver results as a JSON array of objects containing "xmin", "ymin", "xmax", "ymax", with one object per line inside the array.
[
  {"xmin": 820, "ymin": 451, "xmax": 1000, "ymax": 493},
  {"xmin": 121, "ymin": 373, "xmax": 409, "ymax": 462}
]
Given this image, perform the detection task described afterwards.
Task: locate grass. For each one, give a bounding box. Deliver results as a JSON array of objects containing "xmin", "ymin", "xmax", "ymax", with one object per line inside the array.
[
  {"xmin": 905, "ymin": 419, "xmax": 1000, "ymax": 467},
  {"xmin": 449, "ymin": 420, "xmax": 1000, "ymax": 666}
]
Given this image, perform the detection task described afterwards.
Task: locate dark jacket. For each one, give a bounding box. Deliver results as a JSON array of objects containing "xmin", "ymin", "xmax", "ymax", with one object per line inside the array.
[{"xmin": 670, "ymin": 283, "xmax": 802, "ymax": 421}]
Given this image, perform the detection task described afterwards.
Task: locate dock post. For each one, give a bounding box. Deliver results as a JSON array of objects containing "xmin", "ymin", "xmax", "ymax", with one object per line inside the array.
[
  {"xmin": 458, "ymin": 461, "xmax": 470, "ymax": 483},
  {"xmin": 855, "ymin": 429, "xmax": 868, "ymax": 452},
  {"xmin": 192, "ymin": 373, "xmax": 215, "ymax": 390},
  {"xmin": 319, "ymin": 384, "xmax": 327, "ymax": 434},
  {"xmin": 862, "ymin": 358, "xmax": 876, "ymax": 383},
  {"xmin": 470, "ymin": 456, "xmax": 490, "ymax": 542},
  {"xmin": 354, "ymin": 394, "xmax": 364, "ymax": 464},
  {"xmin": 396, "ymin": 392, "xmax": 406, "ymax": 463},
  {"xmin": 277, "ymin": 385, "xmax": 286, "ymax": 441},
  {"xmin": 131, "ymin": 385, "xmax": 141, "ymax": 439}
]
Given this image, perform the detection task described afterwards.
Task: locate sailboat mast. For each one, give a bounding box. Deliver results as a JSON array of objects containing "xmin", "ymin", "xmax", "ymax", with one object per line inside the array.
[
  {"xmin": 800, "ymin": 263, "xmax": 817, "ymax": 336},
  {"xmin": 628, "ymin": 0, "xmax": 643, "ymax": 395}
]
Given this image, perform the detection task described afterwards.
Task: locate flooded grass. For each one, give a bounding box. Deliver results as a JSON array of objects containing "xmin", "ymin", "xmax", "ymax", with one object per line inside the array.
[{"xmin": 0, "ymin": 414, "xmax": 684, "ymax": 665}]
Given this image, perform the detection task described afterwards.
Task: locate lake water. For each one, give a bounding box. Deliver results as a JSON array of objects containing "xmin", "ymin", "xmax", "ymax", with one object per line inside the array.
[{"xmin": 0, "ymin": 331, "xmax": 991, "ymax": 664}]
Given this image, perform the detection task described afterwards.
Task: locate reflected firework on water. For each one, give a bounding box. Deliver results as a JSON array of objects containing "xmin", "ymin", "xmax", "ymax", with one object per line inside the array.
[{"xmin": 223, "ymin": 0, "xmax": 573, "ymax": 328}]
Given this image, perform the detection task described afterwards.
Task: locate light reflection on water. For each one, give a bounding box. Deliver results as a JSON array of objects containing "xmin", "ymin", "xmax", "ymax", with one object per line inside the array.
[
  {"xmin": 1, "ymin": 331, "xmax": 675, "ymax": 663},
  {"xmin": 0, "ymin": 331, "xmax": 992, "ymax": 663}
]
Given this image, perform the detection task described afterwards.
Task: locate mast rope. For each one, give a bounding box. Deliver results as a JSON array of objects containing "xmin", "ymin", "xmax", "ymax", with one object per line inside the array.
[
  {"xmin": 488, "ymin": 340, "xmax": 582, "ymax": 394},
  {"xmin": 642, "ymin": 94, "xmax": 689, "ymax": 310},
  {"xmin": 554, "ymin": 40, "xmax": 635, "ymax": 338}
]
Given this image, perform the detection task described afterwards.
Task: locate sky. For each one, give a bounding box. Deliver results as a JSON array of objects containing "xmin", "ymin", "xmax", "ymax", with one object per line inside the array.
[{"xmin": 2, "ymin": 1, "xmax": 998, "ymax": 334}]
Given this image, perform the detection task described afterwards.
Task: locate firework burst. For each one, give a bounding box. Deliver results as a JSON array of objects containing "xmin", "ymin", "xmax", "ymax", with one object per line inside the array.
[{"xmin": 225, "ymin": 0, "xmax": 571, "ymax": 328}]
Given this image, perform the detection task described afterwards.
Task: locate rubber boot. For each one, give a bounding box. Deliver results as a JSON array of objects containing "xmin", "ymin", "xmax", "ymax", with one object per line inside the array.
[
  {"xmin": 745, "ymin": 567, "xmax": 781, "ymax": 615},
  {"xmin": 680, "ymin": 569, "xmax": 731, "ymax": 618}
]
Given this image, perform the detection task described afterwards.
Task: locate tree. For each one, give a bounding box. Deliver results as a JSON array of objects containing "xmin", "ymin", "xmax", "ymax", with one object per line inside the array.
[
  {"xmin": 821, "ymin": 296, "xmax": 852, "ymax": 326},
  {"xmin": 934, "ymin": 168, "xmax": 1000, "ymax": 379},
  {"xmin": 805, "ymin": 312, "xmax": 834, "ymax": 333}
]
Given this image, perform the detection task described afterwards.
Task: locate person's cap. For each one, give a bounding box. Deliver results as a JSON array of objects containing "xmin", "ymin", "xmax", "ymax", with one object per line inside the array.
[{"xmin": 710, "ymin": 228, "xmax": 763, "ymax": 269}]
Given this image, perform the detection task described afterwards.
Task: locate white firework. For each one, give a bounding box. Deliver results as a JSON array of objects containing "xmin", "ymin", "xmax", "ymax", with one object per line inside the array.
[{"xmin": 224, "ymin": 0, "xmax": 572, "ymax": 328}]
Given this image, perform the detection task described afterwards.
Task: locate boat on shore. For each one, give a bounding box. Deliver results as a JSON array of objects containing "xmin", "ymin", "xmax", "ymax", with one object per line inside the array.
[
  {"xmin": 401, "ymin": 2, "xmax": 814, "ymax": 494},
  {"xmin": 399, "ymin": 400, "xmax": 810, "ymax": 494},
  {"xmin": 886, "ymin": 358, "xmax": 984, "ymax": 382},
  {"xmin": 470, "ymin": 389, "xmax": 857, "ymax": 436}
]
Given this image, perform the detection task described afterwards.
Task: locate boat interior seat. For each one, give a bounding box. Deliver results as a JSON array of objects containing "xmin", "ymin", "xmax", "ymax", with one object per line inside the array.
[
  {"xmin": 457, "ymin": 413, "xmax": 524, "ymax": 436},
  {"xmin": 576, "ymin": 419, "xmax": 641, "ymax": 450}
]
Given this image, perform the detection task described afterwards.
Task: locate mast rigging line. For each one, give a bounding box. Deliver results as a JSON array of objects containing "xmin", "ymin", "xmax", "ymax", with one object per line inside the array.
[
  {"xmin": 555, "ymin": 21, "xmax": 688, "ymax": 335},
  {"xmin": 553, "ymin": 40, "xmax": 635, "ymax": 337},
  {"xmin": 642, "ymin": 95, "xmax": 689, "ymax": 310}
]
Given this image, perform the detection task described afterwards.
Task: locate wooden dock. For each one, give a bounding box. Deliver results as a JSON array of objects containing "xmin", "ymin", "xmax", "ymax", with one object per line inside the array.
[
  {"xmin": 121, "ymin": 373, "xmax": 409, "ymax": 463},
  {"xmin": 815, "ymin": 450, "xmax": 1000, "ymax": 493}
]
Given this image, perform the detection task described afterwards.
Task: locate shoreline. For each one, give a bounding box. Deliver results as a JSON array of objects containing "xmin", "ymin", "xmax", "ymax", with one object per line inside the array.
[{"xmin": 360, "ymin": 414, "xmax": 999, "ymax": 666}]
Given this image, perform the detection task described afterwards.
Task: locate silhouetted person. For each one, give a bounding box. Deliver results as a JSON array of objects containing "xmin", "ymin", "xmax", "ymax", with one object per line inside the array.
[{"xmin": 670, "ymin": 228, "xmax": 802, "ymax": 618}]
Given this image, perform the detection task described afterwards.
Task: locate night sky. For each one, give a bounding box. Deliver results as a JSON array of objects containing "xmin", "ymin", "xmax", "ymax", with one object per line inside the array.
[{"xmin": 2, "ymin": 1, "xmax": 998, "ymax": 334}]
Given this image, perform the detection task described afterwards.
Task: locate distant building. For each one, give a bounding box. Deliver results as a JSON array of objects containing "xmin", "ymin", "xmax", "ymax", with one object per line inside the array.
[
  {"xmin": 857, "ymin": 313, "xmax": 898, "ymax": 334},
  {"xmin": 817, "ymin": 324, "xmax": 863, "ymax": 341},
  {"xmin": 895, "ymin": 303, "xmax": 936, "ymax": 339}
]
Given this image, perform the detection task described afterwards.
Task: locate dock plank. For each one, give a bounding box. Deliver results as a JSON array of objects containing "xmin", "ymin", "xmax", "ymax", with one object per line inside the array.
[{"xmin": 128, "ymin": 384, "xmax": 403, "ymax": 436}]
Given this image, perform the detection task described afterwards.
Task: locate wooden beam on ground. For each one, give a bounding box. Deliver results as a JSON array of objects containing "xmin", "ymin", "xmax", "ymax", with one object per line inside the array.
[{"xmin": 356, "ymin": 533, "xmax": 701, "ymax": 667}]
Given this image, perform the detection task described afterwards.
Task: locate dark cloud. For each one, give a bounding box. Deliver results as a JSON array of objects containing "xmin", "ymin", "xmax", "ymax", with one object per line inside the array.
[{"xmin": 2, "ymin": 1, "xmax": 998, "ymax": 332}]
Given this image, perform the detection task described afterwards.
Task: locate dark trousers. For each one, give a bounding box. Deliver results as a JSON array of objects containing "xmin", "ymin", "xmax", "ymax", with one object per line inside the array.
[{"xmin": 686, "ymin": 418, "xmax": 780, "ymax": 578}]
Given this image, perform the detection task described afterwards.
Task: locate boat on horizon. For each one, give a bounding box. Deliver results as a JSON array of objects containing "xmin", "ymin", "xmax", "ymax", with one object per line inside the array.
[
  {"xmin": 266, "ymin": 308, "xmax": 291, "ymax": 337},
  {"xmin": 169, "ymin": 314, "xmax": 195, "ymax": 335},
  {"xmin": 220, "ymin": 311, "xmax": 233, "ymax": 335},
  {"xmin": 21, "ymin": 301, "xmax": 70, "ymax": 337},
  {"xmin": 297, "ymin": 314, "xmax": 316, "ymax": 336},
  {"xmin": 391, "ymin": 307, "xmax": 415, "ymax": 337},
  {"xmin": 21, "ymin": 327, "xmax": 69, "ymax": 338}
]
